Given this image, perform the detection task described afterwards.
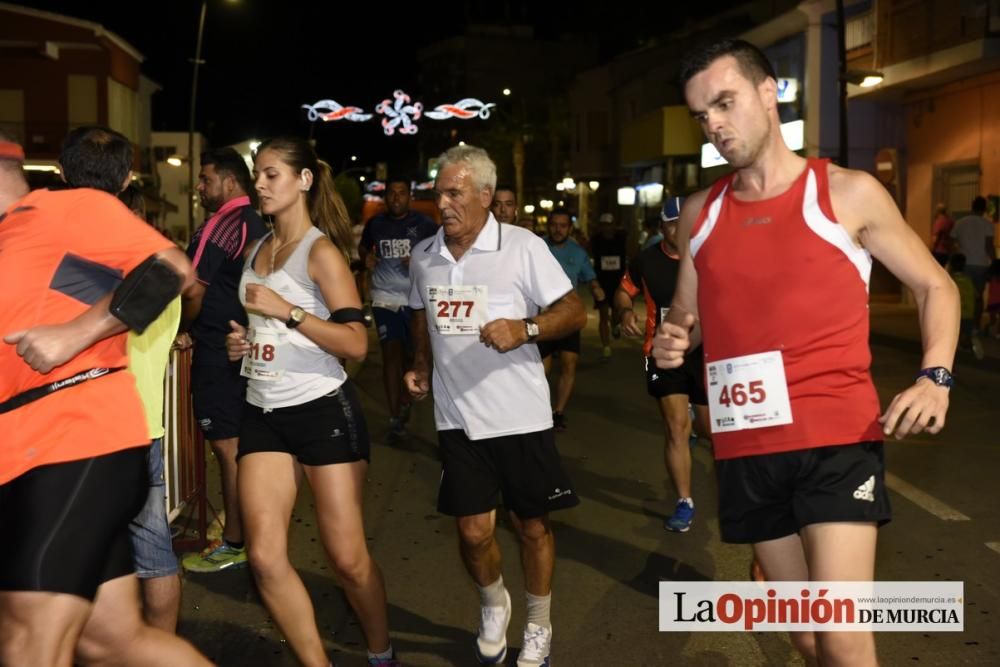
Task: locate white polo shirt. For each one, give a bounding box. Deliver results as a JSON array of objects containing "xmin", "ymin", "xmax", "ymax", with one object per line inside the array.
[{"xmin": 409, "ymin": 214, "xmax": 573, "ymax": 439}]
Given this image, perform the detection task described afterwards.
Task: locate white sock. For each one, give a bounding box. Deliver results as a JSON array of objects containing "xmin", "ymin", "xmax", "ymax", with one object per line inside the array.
[
  {"xmin": 478, "ymin": 575, "xmax": 507, "ymax": 608},
  {"xmin": 680, "ymin": 497, "xmax": 694, "ymax": 508},
  {"xmin": 526, "ymin": 592, "xmax": 551, "ymax": 630}
]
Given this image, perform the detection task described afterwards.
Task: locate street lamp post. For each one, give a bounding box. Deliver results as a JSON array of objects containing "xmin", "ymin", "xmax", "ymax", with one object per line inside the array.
[{"xmin": 187, "ymin": 0, "xmax": 208, "ymax": 239}]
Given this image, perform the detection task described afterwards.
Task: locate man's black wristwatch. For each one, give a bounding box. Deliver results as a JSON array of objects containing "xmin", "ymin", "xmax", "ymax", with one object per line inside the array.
[
  {"xmin": 524, "ymin": 318, "xmax": 540, "ymax": 342},
  {"xmin": 914, "ymin": 367, "xmax": 953, "ymax": 389}
]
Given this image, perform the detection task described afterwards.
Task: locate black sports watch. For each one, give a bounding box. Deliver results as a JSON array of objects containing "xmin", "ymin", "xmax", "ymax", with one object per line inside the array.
[
  {"xmin": 524, "ymin": 318, "xmax": 540, "ymax": 342},
  {"xmin": 286, "ymin": 306, "xmax": 306, "ymax": 329},
  {"xmin": 914, "ymin": 367, "xmax": 953, "ymax": 389}
]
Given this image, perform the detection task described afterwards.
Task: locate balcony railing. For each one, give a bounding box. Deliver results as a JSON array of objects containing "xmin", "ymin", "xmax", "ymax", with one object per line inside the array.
[{"xmin": 846, "ymin": 10, "xmax": 875, "ymax": 51}]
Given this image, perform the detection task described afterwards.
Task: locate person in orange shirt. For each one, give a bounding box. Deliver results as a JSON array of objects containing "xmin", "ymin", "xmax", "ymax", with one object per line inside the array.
[{"xmin": 0, "ymin": 129, "xmax": 210, "ymax": 666}]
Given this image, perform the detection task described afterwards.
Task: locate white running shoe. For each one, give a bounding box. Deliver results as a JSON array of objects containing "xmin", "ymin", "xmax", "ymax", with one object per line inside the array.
[
  {"xmin": 517, "ymin": 623, "xmax": 552, "ymax": 667},
  {"xmin": 475, "ymin": 588, "xmax": 511, "ymax": 664}
]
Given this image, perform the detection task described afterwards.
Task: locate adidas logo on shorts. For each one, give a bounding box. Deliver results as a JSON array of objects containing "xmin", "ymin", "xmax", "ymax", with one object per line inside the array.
[{"xmin": 852, "ymin": 475, "xmax": 876, "ymax": 502}]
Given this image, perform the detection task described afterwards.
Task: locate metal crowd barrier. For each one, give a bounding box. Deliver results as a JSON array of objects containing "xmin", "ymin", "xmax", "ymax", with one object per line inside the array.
[{"xmin": 162, "ymin": 345, "xmax": 211, "ymax": 552}]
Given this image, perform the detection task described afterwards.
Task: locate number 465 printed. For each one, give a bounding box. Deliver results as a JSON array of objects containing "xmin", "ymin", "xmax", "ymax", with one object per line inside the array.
[{"xmin": 718, "ymin": 381, "xmax": 766, "ymax": 407}]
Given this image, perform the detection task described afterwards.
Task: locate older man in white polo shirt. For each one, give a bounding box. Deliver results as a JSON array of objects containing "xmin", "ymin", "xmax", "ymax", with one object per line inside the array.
[{"xmin": 405, "ymin": 145, "xmax": 585, "ymax": 667}]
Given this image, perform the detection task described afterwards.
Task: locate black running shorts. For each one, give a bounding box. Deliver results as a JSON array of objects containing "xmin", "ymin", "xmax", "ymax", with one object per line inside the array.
[
  {"xmin": 0, "ymin": 446, "xmax": 148, "ymax": 599},
  {"xmin": 538, "ymin": 331, "xmax": 582, "ymax": 358},
  {"xmin": 645, "ymin": 350, "xmax": 707, "ymax": 405},
  {"xmin": 715, "ymin": 441, "xmax": 892, "ymax": 544},
  {"xmin": 191, "ymin": 358, "xmax": 247, "ymax": 441},
  {"xmin": 437, "ymin": 428, "xmax": 580, "ymax": 519},
  {"xmin": 238, "ymin": 381, "xmax": 370, "ymax": 465}
]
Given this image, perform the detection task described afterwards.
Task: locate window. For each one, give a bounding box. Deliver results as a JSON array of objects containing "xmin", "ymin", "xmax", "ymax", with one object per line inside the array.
[{"xmin": 67, "ymin": 75, "xmax": 98, "ymax": 127}]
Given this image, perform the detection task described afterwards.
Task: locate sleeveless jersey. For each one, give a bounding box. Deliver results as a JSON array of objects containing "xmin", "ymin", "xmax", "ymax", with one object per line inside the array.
[
  {"xmin": 239, "ymin": 227, "xmax": 346, "ymax": 409},
  {"xmin": 690, "ymin": 158, "xmax": 883, "ymax": 459}
]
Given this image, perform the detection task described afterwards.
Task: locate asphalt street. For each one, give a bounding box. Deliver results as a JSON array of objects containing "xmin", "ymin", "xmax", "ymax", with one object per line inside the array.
[{"xmin": 175, "ymin": 302, "xmax": 1000, "ymax": 666}]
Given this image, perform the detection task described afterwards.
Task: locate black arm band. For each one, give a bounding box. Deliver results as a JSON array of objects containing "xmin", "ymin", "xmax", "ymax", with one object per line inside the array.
[
  {"xmin": 109, "ymin": 255, "xmax": 182, "ymax": 334},
  {"xmin": 328, "ymin": 307, "xmax": 366, "ymax": 325}
]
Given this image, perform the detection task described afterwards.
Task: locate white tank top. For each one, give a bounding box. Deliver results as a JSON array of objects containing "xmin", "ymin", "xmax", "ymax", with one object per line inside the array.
[{"xmin": 239, "ymin": 226, "xmax": 346, "ymax": 409}]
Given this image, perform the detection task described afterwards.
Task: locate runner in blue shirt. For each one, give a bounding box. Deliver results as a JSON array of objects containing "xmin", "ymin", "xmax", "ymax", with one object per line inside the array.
[
  {"xmin": 359, "ymin": 178, "xmax": 438, "ymax": 438},
  {"xmin": 541, "ymin": 208, "xmax": 604, "ymax": 431}
]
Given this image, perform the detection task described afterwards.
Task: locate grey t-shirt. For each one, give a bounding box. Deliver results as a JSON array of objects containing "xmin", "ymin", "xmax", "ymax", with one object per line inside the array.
[{"xmin": 951, "ymin": 214, "xmax": 995, "ymax": 266}]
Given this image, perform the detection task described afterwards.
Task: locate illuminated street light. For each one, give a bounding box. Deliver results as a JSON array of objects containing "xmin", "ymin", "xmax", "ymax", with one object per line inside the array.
[
  {"xmin": 844, "ymin": 68, "xmax": 884, "ymax": 88},
  {"xmin": 539, "ymin": 199, "xmax": 554, "ymax": 210},
  {"xmin": 351, "ymin": 155, "xmax": 358, "ymax": 162},
  {"xmin": 502, "ymin": 88, "xmax": 511, "ymax": 96},
  {"xmin": 637, "ymin": 183, "xmax": 664, "ymax": 207},
  {"xmin": 617, "ymin": 187, "xmax": 636, "ymax": 206},
  {"xmin": 588, "ymin": 180, "xmax": 599, "ymax": 191},
  {"xmin": 167, "ymin": 155, "xmax": 184, "ymax": 167},
  {"xmin": 523, "ymin": 204, "xmax": 536, "ymax": 214}
]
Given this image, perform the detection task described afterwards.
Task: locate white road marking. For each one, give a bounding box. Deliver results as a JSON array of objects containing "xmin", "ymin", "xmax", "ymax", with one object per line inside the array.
[{"xmin": 885, "ymin": 472, "xmax": 971, "ymax": 521}]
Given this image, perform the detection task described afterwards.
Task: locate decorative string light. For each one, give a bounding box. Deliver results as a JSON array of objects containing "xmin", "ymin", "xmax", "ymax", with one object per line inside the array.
[{"xmin": 301, "ymin": 90, "xmax": 496, "ymax": 136}]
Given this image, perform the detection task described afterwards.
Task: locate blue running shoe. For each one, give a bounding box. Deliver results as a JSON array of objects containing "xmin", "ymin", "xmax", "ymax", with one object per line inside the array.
[
  {"xmin": 368, "ymin": 651, "xmax": 401, "ymax": 667},
  {"xmin": 665, "ymin": 499, "xmax": 695, "ymax": 533}
]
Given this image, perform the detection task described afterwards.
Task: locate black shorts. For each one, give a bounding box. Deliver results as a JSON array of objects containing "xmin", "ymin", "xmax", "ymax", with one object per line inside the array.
[
  {"xmin": 539, "ymin": 331, "xmax": 581, "ymax": 358},
  {"xmin": 238, "ymin": 381, "xmax": 370, "ymax": 465},
  {"xmin": 594, "ymin": 276, "xmax": 622, "ymax": 307},
  {"xmin": 437, "ymin": 429, "xmax": 580, "ymax": 519},
  {"xmin": 0, "ymin": 446, "xmax": 148, "ymax": 600},
  {"xmin": 716, "ymin": 441, "xmax": 892, "ymax": 544},
  {"xmin": 645, "ymin": 349, "xmax": 707, "ymax": 405},
  {"xmin": 191, "ymin": 358, "xmax": 247, "ymax": 441}
]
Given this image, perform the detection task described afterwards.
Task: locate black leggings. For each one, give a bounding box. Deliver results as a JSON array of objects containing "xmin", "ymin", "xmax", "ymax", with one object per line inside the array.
[{"xmin": 0, "ymin": 446, "xmax": 148, "ymax": 600}]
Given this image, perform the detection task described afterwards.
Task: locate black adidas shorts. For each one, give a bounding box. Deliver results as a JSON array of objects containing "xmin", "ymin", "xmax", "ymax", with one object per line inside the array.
[
  {"xmin": 715, "ymin": 441, "xmax": 892, "ymax": 544},
  {"xmin": 238, "ymin": 381, "xmax": 370, "ymax": 466},
  {"xmin": 644, "ymin": 349, "xmax": 707, "ymax": 405},
  {"xmin": 0, "ymin": 446, "xmax": 148, "ymax": 599},
  {"xmin": 437, "ymin": 428, "xmax": 580, "ymax": 519}
]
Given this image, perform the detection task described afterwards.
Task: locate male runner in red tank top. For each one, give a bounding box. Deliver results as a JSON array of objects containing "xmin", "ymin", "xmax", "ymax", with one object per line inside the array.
[{"xmin": 652, "ymin": 40, "xmax": 959, "ymax": 665}]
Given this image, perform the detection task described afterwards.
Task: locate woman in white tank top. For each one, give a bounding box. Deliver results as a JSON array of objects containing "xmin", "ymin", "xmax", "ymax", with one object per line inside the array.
[{"xmin": 226, "ymin": 137, "xmax": 398, "ymax": 666}]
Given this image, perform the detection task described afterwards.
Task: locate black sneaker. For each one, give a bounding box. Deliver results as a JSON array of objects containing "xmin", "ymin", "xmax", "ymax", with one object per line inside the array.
[{"xmin": 552, "ymin": 411, "xmax": 568, "ymax": 432}]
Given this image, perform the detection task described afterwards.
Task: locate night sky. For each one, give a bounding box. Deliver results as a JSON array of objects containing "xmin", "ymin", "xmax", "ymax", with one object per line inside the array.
[{"xmin": 20, "ymin": 1, "xmax": 745, "ymax": 167}]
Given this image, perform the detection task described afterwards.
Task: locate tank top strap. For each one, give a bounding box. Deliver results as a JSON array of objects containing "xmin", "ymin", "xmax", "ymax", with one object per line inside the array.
[
  {"xmin": 245, "ymin": 230, "xmax": 273, "ymax": 271},
  {"xmin": 281, "ymin": 226, "xmax": 327, "ymax": 285},
  {"xmin": 806, "ymin": 157, "xmax": 839, "ymax": 222},
  {"xmin": 690, "ymin": 173, "xmax": 734, "ymax": 245}
]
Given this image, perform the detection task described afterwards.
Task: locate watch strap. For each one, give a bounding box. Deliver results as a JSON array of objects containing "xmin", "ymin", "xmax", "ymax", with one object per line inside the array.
[{"xmin": 914, "ymin": 366, "xmax": 953, "ymax": 388}]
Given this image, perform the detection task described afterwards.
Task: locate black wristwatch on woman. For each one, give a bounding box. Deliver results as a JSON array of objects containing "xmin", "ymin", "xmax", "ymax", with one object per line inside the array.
[{"xmin": 286, "ymin": 306, "xmax": 306, "ymax": 329}]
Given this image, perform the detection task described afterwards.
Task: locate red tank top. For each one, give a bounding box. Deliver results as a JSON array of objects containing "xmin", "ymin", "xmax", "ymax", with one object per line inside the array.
[{"xmin": 691, "ymin": 158, "xmax": 883, "ymax": 460}]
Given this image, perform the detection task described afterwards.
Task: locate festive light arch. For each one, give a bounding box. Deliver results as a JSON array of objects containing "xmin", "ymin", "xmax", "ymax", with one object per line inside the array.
[{"xmin": 301, "ymin": 89, "xmax": 496, "ymax": 136}]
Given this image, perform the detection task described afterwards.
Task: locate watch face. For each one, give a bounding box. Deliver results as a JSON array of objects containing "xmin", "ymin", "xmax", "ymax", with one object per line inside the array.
[{"xmin": 922, "ymin": 367, "xmax": 952, "ymax": 387}]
